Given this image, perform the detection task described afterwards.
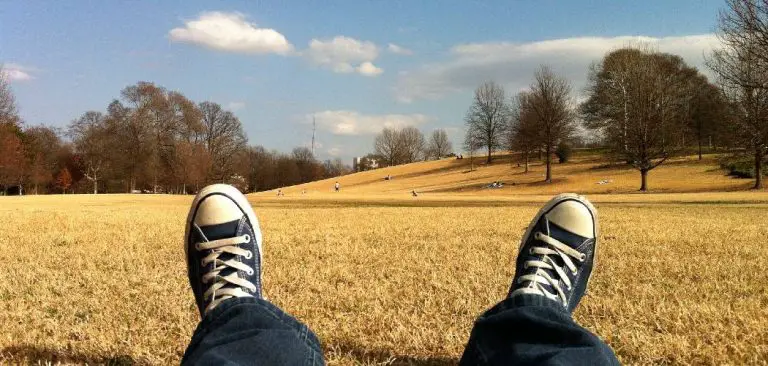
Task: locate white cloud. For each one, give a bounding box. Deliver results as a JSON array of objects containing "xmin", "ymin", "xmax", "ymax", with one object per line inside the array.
[
  {"xmin": 396, "ymin": 34, "xmax": 720, "ymax": 102},
  {"xmin": 1, "ymin": 63, "xmax": 36, "ymax": 81},
  {"xmin": 309, "ymin": 110, "xmax": 430, "ymax": 135},
  {"xmin": 169, "ymin": 12, "xmax": 293, "ymax": 55},
  {"xmin": 327, "ymin": 147, "xmax": 342, "ymax": 157},
  {"xmin": 357, "ymin": 61, "xmax": 383, "ymax": 76},
  {"xmin": 306, "ymin": 36, "xmax": 383, "ymax": 76},
  {"xmin": 227, "ymin": 101, "xmax": 246, "ymax": 111},
  {"xmin": 388, "ymin": 43, "xmax": 413, "ymax": 55}
]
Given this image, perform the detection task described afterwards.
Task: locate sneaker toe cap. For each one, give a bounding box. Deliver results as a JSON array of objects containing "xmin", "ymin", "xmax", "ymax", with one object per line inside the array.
[
  {"xmin": 545, "ymin": 200, "xmax": 596, "ymax": 239},
  {"xmin": 194, "ymin": 195, "xmax": 244, "ymax": 226}
]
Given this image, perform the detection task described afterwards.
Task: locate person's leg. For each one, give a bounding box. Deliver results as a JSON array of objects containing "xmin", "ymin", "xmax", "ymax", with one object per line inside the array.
[
  {"xmin": 183, "ymin": 297, "xmax": 323, "ymax": 365},
  {"xmin": 460, "ymin": 194, "xmax": 619, "ymax": 366},
  {"xmin": 182, "ymin": 184, "xmax": 324, "ymax": 366}
]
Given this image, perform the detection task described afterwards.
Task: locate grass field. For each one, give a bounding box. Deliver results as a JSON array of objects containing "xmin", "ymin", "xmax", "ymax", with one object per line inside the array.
[{"xmin": 1, "ymin": 155, "xmax": 767, "ymax": 365}]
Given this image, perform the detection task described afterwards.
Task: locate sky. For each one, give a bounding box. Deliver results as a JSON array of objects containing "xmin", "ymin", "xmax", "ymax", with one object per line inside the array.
[{"xmin": 1, "ymin": 0, "xmax": 725, "ymax": 162}]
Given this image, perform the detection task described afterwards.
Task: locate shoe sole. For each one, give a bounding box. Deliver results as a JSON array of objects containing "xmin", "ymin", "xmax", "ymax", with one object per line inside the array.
[
  {"xmin": 518, "ymin": 193, "xmax": 600, "ymax": 293},
  {"xmin": 184, "ymin": 184, "xmax": 264, "ymax": 280}
]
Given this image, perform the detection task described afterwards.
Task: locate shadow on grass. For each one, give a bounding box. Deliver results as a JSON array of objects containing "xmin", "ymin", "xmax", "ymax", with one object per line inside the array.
[
  {"xmin": 0, "ymin": 345, "xmax": 142, "ymax": 365},
  {"xmin": 329, "ymin": 342, "xmax": 457, "ymax": 365}
]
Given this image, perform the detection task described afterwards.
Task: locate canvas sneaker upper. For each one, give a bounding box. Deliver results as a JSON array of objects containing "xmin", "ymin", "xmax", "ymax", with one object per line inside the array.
[
  {"xmin": 509, "ymin": 194, "xmax": 598, "ymax": 313},
  {"xmin": 185, "ymin": 184, "xmax": 263, "ymax": 316}
]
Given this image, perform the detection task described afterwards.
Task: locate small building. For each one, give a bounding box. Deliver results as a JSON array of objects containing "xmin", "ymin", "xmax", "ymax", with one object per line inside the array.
[{"xmin": 353, "ymin": 156, "xmax": 379, "ymax": 172}]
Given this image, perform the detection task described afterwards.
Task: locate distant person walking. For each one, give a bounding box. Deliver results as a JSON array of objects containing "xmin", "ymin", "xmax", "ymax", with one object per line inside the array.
[
  {"xmin": 334, "ymin": 181, "xmax": 340, "ymax": 192},
  {"xmin": 181, "ymin": 185, "xmax": 619, "ymax": 365}
]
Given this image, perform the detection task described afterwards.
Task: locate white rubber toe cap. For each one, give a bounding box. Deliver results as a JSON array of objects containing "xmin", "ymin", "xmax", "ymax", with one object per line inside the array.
[
  {"xmin": 194, "ymin": 195, "xmax": 243, "ymax": 226},
  {"xmin": 544, "ymin": 200, "xmax": 596, "ymax": 239}
]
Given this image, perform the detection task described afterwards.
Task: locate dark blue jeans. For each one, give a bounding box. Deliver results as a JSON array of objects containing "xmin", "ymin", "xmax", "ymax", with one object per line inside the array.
[{"xmin": 182, "ymin": 296, "xmax": 619, "ymax": 365}]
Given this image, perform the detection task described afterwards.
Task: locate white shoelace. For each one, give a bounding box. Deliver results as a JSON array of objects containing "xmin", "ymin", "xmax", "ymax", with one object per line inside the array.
[
  {"xmin": 510, "ymin": 232, "xmax": 586, "ymax": 307},
  {"xmin": 195, "ymin": 234, "xmax": 256, "ymax": 313}
]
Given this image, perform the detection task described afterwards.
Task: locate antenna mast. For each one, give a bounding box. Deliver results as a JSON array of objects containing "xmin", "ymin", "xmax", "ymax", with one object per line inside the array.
[{"xmin": 311, "ymin": 115, "xmax": 316, "ymax": 156}]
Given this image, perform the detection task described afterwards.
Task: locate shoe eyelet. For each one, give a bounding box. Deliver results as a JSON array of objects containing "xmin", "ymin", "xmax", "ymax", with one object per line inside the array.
[
  {"xmin": 244, "ymin": 251, "xmax": 253, "ymax": 259},
  {"xmin": 243, "ymin": 234, "xmax": 251, "ymax": 243},
  {"xmin": 579, "ymin": 253, "xmax": 587, "ymax": 262},
  {"xmin": 529, "ymin": 248, "xmax": 535, "ymax": 255},
  {"xmin": 200, "ymin": 259, "xmax": 206, "ymax": 267},
  {"xmin": 195, "ymin": 243, "xmax": 202, "ymax": 251},
  {"xmin": 246, "ymin": 269, "xmax": 254, "ymax": 276},
  {"xmin": 534, "ymin": 232, "xmax": 541, "ymax": 239}
]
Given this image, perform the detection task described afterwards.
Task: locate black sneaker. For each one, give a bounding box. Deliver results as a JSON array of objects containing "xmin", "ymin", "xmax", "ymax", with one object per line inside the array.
[
  {"xmin": 508, "ymin": 194, "xmax": 599, "ymax": 313},
  {"xmin": 184, "ymin": 184, "xmax": 263, "ymax": 316}
]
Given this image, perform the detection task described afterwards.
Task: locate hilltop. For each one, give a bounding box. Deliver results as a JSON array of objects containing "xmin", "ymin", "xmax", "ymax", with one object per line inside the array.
[{"xmin": 252, "ymin": 151, "xmax": 757, "ymax": 199}]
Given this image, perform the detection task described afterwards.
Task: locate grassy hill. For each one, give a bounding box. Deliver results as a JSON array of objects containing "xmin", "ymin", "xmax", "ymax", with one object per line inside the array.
[
  {"xmin": 4, "ymin": 151, "xmax": 768, "ymax": 364},
  {"xmin": 254, "ymin": 151, "xmax": 758, "ymax": 198}
]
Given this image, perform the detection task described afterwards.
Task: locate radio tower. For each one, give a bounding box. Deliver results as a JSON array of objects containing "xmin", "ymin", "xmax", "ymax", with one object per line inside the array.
[{"xmin": 311, "ymin": 115, "xmax": 316, "ymax": 157}]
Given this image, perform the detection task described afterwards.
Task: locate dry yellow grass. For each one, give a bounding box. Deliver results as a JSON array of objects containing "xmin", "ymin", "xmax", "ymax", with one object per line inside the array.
[
  {"xmin": 1, "ymin": 156, "xmax": 767, "ymax": 365},
  {"xmin": 273, "ymin": 153, "xmax": 755, "ymax": 197}
]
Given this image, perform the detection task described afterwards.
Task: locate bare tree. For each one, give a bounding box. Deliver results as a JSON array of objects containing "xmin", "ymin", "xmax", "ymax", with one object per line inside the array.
[
  {"xmin": 162, "ymin": 91, "xmax": 203, "ymax": 192},
  {"xmin": 707, "ymin": 0, "xmax": 768, "ymax": 189},
  {"xmin": 199, "ymin": 101, "xmax": 247, "ymax": 182},
  {"xmin": 463, "ymin": 127, "xmax": 482, "ymax": 172},
  {"xmin": 177, "ymin": 140, "xmax": 211, "ymax": 193},
  {"xmin": 399, "ymin": 126, "xmax": 425, "ymax": 163},
  {"xmin": 239, "ymin": 145, "xmax": 276, "ymax": 192},
  {"xmin": 0, "ymin": 69, "xmax": 24, "ymax": 193},
  {"xmin": 374, "ymin": 127, "xmax": 404, "ymax": 166},
  {"xmin": 687, "ymin": 77, "xmax": 729, "ymax": 159},
  {"xmin": 292, "ymin": 146, "xmax": 323, "ymax": 183},
  {"xmin": 323, "ymin": 158, "xmax": 348, "ymax": 178},
  {"xmin": 69, "ymin": 111, "xmax": 109, "ymax": 194},
  {"xmin": 464, "ymin": 81, "xmax": 510, "ymax": 163},
  {"xmin": 23, "ymin": 126, "xmax": 62, "ymax": 193},
  {"xmin": 509, "ymin": 91, "xmax": 540, "ymax": 173},
  {"xmin": 426, "ymin": 129, "xmax": 453, "ymax": 159},
  {"xmin": 0, "ymin": 65, "xmax": 19, "ymax": 126},
  {"xmin": 583, "ymin": 48, "xmax": 698, "ymax": 191},
  {"xmin": 114, "ymin": 83, "xmax": 156, "ymax": 192},
  {"xmin": 582, "ymin": 49, "xmax": 643, "ymax": 159},
  {"xmin": 527, "ymin": 66, "xmax": 575, "ymax": 183},
  {"xmin": 0, "ymin": 124, "xmax": 25, "ymax": 193}
]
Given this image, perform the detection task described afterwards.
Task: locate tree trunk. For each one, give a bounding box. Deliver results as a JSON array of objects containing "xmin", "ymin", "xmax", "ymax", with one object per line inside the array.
[
  {"xmin": 545, "ymin": 146, "xmax": 552, "ymax": 183},
  {"xmin": 487, "ymin": 146, "xmax": 492, "ymax": 164},
  {"xmin": 698, "ymin": 138, "xmax": 703, "ymax": 160},
  {"xmin": 524, "ymin": 151, "xmax": 529, "ymax": 173},
  {"xmin": 640, "ymin": 169, "xmax": 648, "ymax": 191},
  {"xmin": 93, "ymin": 179, "xmax": 98, "ymax": 194},
  {"xmin": 754, "ymin": 150, "xmax": 764, "ymax": 189}
]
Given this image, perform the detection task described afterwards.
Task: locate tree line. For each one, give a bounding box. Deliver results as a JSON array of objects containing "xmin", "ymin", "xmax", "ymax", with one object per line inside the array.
[
  {"xmin": 465, "ymin": 0, "xmax": 767, "ymax": 191},
  {"xmin": 372, "ymin": 127, "xmax": 453, "ymax": 167},
  {"xmin": 0, "ymin": 79, "xmax": 350, "ymax": 195}
]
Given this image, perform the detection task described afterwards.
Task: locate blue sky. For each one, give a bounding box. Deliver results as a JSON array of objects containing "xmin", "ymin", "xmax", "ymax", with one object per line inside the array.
[{"xmin": 1, "ymin": 0, "xmax": 724, "ymax": 161}]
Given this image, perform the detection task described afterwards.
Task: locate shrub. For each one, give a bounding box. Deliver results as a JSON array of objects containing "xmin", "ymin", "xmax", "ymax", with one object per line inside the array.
[
  {"xmin": 555, "ymin": 142, "xmax": 572, "ymax": 163},
  {"xmin": 719, "ymin": 156, "xmax": 768, "ymax": 178}
]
